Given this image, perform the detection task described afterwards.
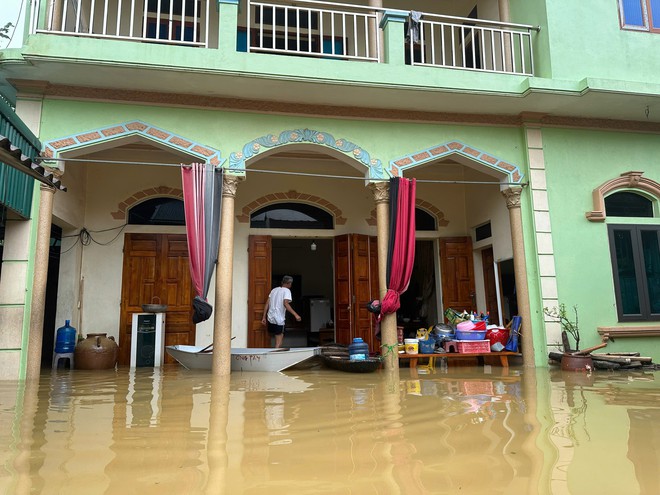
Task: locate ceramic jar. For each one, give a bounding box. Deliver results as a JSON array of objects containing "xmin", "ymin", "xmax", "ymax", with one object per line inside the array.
[{"xmin": 74, "ymin": 333, "xmax": 119, "ymax": 370}]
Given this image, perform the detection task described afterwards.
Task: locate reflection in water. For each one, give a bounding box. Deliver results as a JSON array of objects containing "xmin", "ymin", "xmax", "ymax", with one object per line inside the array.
[{"xmin": 0, "ymin": 366, "xmax": 659, "ymax": 494}]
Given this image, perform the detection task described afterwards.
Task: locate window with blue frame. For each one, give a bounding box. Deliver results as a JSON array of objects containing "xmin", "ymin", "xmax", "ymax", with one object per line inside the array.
[
  {"xmin": 606, "ymin": 192, "xmax": 660, "ymax": 321},
  {"xmin": 619, "ymin": 0, "xmax": 660, "ymax": 32}
]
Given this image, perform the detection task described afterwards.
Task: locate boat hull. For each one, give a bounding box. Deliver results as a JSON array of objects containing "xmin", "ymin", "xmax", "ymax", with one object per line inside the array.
[{"xmin": 166, "ymin": 345, "xmax": 320, "ymax": 372}]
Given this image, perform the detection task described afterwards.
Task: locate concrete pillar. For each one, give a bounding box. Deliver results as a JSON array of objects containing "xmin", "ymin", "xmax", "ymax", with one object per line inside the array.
[
  {"xmin": 369, "ymin": 181, "xmax": 398, "ymax": 370},
  {"xmin": 52, "ymin": 0, "xmax": 65, "ymax": 31},
  {"xmin": 26, "ymin": 185, "xmax": 56, "ymax": 381},
  {"xmin": 217, "ymin": 0, "xmax": 240, "ymax": 54},
  {"xmin": 379, "ymin": 11, "xmax": 407, "ymax": 66},
  {"xmin": 368, "ymin": 0, "xmax": 383, "ymax": 62},
  {"xmin": 498, "ymin": 0, "xmax": 513, "ymax": 72},
  {"xmin": 502, "ymin": 186, "xmax": 535, "ymax": 367},
  {"xmin": 213, "ymin": 174, "xmax": 241, "ymax": 376}
]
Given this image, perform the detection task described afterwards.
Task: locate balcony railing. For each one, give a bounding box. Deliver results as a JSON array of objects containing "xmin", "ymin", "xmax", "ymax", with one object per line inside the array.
[
  {"xmin": 247, "ymin": 0, "xmax": 380, "ymax": 62},
  {"xmin": 28, "ymin": 0, "xmax": 538, "ymax": 76},
  {"xmin": 31, "ymin": 0, "xmax": 211, "ymax": 47},
  {"xmin": 410, "ymin": 13, "xmax": 536, "ymax": 76}
]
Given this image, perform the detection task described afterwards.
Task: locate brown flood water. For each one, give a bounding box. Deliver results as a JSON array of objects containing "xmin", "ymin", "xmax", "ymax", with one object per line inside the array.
[{"xmin": 1, "ymin": 364, "xmax": 659, "ymax": 495}]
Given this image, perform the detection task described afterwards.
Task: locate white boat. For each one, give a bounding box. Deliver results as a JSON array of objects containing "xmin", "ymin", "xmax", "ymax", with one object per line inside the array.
[{"xmin": 166, "ymin": 345, "xmax": 321, "ymax": 372}]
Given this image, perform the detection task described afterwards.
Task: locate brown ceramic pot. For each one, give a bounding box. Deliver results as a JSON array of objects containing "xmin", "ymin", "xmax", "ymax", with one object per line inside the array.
[
  {"xmin": 560, "ymin": 353, "xmax": 593, "ymax": 372},
  {"xmin": 75, "ymin": 333, "xmax": 119, "ymax": 370}
]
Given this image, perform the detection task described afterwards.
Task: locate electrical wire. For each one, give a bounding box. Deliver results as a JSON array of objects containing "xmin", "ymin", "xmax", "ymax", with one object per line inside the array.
[
  {"xmin": 3, "ymin": 0, "xmax": 25, "ymax": 48},
  {"xmin": 59, "ymin": 223, "xmax": 128, "ymax": 254},
  {"xmin": 35, "ymin": 156, "xmax": 526, "ymax": 186}
]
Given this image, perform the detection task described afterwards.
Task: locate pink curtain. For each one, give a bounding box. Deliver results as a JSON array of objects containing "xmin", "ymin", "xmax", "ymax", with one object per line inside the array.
[
  {"xmin": 380, "ymin": 177, "xmax": 416, "ymax": 315},
  {"xmin": 181, "ymin": 163, "xmax": 206, "ymax": 297}
]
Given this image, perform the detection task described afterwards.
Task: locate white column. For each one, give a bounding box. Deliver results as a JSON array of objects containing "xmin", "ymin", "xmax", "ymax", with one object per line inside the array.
[
  {"xmin": 27, "ymin": 185, "xmax": 56, "ymax": 381},
  {"xmin": 502, "ymin": 187, "xmax": 534, "ymax": 367},
  {"xmin": 213, "ymin": 175, "xmax": 241, "ymax": 376},
  {"xmin": 369, "ymin": 181, "xmax": 398, "ymax": 369}
]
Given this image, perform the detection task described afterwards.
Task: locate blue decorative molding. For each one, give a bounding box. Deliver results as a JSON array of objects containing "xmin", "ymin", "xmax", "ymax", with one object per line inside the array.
[
  {"xmin": 229, "ymin": 129, "xmax": 387, "ymax": 179},
  {"xmin": 391, "ymin": 140, "xmax": 524, "ymax": 183}
]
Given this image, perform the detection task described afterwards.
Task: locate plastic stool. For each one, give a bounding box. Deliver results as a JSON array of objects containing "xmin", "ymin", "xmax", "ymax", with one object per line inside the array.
[{"xmin": 52, "ymin": 352, "xmax": 74, "ymax": 370}]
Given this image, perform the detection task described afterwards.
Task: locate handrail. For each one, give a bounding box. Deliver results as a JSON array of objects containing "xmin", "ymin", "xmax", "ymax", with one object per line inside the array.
[{"xmin": 250, "ymin": 0, "xmax": 540, "ymax": 32}]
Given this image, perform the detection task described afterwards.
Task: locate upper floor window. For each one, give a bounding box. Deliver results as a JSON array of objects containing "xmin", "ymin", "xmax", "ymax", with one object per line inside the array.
[
  {"xmin": 250, "ymin": 203, "xmax": 333, "ymax": 229},
  {"xmin": 619, "ymin": 0, "xmax": 660, "ymax": 32},
  {"xmin": 146, "ymin": 0, "xmax": 201, "ymax": 43}
]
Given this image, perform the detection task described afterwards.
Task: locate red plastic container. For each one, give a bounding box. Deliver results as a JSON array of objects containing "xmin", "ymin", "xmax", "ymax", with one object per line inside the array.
[{"xmin": 486, "ymin": 327, "xmax": 510, "ymax": 347}]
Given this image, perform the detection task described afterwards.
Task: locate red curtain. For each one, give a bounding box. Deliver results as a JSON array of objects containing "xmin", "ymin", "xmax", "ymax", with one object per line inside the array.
[
  {"xmin": 380, "ymin": 177, "xmax": 416, "ymax": 314},
  {"xmin": 181, "ymin": 162, "xmax": 206, "ymax": 297}
]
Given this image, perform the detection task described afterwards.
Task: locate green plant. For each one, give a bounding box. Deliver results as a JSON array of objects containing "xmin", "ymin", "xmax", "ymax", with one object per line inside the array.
[
  {"xmin": 544, "ymin": 303, "xmax": 580, "ymax": 351},
  {"xmin": 0, "ymin": 23, "xmax": 13, "ymax": 41}
]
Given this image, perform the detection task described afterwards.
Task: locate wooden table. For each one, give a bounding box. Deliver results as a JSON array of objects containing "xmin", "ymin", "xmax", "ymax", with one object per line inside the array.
[{"xmin": 399, "ymin": 351, "xmax": 521, "ymax": 369}]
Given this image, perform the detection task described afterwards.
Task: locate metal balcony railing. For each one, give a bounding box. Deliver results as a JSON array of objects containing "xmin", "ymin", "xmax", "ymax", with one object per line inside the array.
[
  {"xmin": 28, "ymin": 0, "xmax": 538, "ymax": 76},
  {"xmin": 246, "ymin": 0, "xmax": 380, "ymax": 62},
  {"xmin": 30, "ymin": 0, "xmax": 211, "ymax": 47},
  {"xmin": 410, "ymin": 14, "xmax": 537, "ymax": 76}
]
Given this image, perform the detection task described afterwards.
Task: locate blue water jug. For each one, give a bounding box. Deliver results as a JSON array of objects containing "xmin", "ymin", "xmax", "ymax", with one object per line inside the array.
[
  {"xmin": 55, "ymin": 320, "xmax": 77, "ymax": 353},
  {"xmin": 348, "ymin": 338, "xmax": 369, "ymax": 361}
]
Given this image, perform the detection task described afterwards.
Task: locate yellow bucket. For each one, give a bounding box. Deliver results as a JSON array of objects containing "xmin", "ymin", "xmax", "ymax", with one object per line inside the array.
[{"xmin": 404, "ymin": 338, "xmax": 418, "ymax": 354}]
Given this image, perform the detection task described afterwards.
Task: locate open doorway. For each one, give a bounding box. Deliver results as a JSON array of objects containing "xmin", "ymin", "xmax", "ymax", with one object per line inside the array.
[
  {"xmin": 398, "ymin": 240, "xmax": 437, "ymax": 340},
  {"xmin": 271, "ymin": 238, "xmax": 334, "ymax": 347},
  {"xmin": 498, "ymin": 258, "xmax": 517, "ymax": 325}
]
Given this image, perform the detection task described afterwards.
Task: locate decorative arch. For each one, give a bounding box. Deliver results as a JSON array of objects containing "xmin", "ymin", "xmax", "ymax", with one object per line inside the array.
[
  {"xmin": 365, "ymin": 199, "xmax": 450, "ymax": 227},
  {"xmin": 236, "ymin": 190, "xmax": 347, "ymax": 225},
  {"xmin": 111, "ymin": 186, "xmax": 183, "ymax": 220},
  {"xmin": 390, "ymin": 140, "xmax": 523, "ymax": 184},
  {"xmin": 228, "ymin": 129, "xmax": 388, "ymax": 179},
  {"xmin": 42, "ymin": 120, "xmax": 223, "ymax": 166},
  {"xmin": 586, "ymin": 171, "xmax": 660, "ymax": 222}
]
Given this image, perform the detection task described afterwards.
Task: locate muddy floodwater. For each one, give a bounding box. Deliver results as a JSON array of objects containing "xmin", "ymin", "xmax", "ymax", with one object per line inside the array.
[{"xmin": 1, "ymin": 364, "xmax": 659, "ymax": 494}]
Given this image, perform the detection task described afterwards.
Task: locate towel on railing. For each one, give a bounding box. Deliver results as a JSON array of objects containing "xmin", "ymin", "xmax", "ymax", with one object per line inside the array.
[{"xmin": 407, "ymin": 11, "xmax": 423, "ymax": 44}]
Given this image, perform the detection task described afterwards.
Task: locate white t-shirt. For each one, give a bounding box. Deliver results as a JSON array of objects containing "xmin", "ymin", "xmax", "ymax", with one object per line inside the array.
[{"xmin": 266, "ymin": 286, "xmax": 292, "ymax": 326}]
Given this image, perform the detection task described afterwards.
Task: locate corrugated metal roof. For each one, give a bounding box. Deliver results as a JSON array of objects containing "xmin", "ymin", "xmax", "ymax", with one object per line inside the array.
[{"xmin": 0, "ymin": 134, "xmax": 66, "ymax": 192}]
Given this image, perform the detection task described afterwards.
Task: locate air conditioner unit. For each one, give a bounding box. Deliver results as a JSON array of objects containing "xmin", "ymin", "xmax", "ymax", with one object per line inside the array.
[{"xmin": 130, "ymin": 313, "xmax": 166, "ymax": 367}]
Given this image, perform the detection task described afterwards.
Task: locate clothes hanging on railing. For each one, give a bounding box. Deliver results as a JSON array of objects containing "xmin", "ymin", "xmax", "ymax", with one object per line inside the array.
[{"xmin": 407, "ymin": 11, "xmax": 423, "ymax": 44}]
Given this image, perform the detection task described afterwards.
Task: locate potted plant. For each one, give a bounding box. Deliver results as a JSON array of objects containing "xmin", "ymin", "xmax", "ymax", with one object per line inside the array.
[
  {"xmin": 544, "ymin": 303, "xmax": 580, "ymax": 351},
  {"xmin": 544, "ymin": 304, "xmax": 594, "ymax": 371}
]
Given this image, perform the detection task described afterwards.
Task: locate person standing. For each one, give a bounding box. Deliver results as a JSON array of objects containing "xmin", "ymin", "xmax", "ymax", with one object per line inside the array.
[{"xmin": 261, "ymin": 275, "xmax": 301, "ymax": 348}]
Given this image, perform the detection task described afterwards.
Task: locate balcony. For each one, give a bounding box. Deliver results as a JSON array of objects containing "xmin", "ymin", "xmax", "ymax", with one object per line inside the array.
[{"xmin": 30, "ymin": 0, "xmax": 538, "ymax": 76}]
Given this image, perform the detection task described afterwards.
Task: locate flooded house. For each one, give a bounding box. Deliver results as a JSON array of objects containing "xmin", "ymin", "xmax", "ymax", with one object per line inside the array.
[{"xmin": 0, "ymin": 0, "xmax": 659, "ymax": 379}]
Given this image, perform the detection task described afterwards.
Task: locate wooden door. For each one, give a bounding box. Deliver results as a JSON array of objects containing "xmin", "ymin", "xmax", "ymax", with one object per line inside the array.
[
  {"xmin": 439, "ymin": 237, "xmax": 476, "ymax": 317},
  {"xmin": 247, "ymin": 235, "xmax": 272, "ymax": 348},
  {"xmin": 334, "ymin": 234, "xmax": 379, "ymax": 350},
  {"xmin": 482, "ymin": 247, "xmax": 500, "ymax": 324},
  {"xmin": 119, "ymin": 233, "xmax": 195, "ymax": 365}
]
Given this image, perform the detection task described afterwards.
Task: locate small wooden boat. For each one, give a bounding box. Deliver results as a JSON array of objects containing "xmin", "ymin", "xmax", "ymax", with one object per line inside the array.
[
  {"xmin": 166, "ymin": 345, "xmax": 320, "ymax": 372},
  {"xmin": 321, "ymin": 355, "xmax": 381, "ymax": 373}
]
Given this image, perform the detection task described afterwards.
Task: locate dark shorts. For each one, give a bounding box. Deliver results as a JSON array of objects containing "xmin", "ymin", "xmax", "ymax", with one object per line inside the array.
[{"xmin": 267, "ymin": 322, "xmax": 285, "ymax": 335}]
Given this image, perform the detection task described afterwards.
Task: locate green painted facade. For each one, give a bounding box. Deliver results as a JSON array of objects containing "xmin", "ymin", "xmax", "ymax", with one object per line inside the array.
[{"xmin": 1, "ymin": 0, "xmax": 659, "ymax": 376}]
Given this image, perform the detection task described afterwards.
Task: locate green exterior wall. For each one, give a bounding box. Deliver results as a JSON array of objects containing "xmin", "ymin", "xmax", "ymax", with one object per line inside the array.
[
  {"xmin": 543, "ymin": 128, "xmax": 660, "ymax": 356},
  {"xmin": 38, "ymin": 99, "xmax": 529, "ymax": 167}
]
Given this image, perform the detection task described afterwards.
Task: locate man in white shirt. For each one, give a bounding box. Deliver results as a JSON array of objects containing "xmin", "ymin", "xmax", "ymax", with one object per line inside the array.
[{"xmin": 261, "ymin": 275, "xmax": 302, "ymax": 348}]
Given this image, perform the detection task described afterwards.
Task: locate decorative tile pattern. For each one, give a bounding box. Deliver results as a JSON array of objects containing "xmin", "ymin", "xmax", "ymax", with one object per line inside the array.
[
  {"xmin": 111, "ymin": 187, "xmax": 183, "ymax": 220},
  {"xmin": 229, "ymin": 129, "xmax": 387, "ymax": 180},
  {"xmin": 390, "ymin": 140, "xmax": 523, "ymax": 183},
  {"xmin": 42, "ymin": 121, "xmax": 223, "ymax": 166},
  {"xmin": 236, "ymin": 190, "xmax": 347, "ymax": 225}
]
